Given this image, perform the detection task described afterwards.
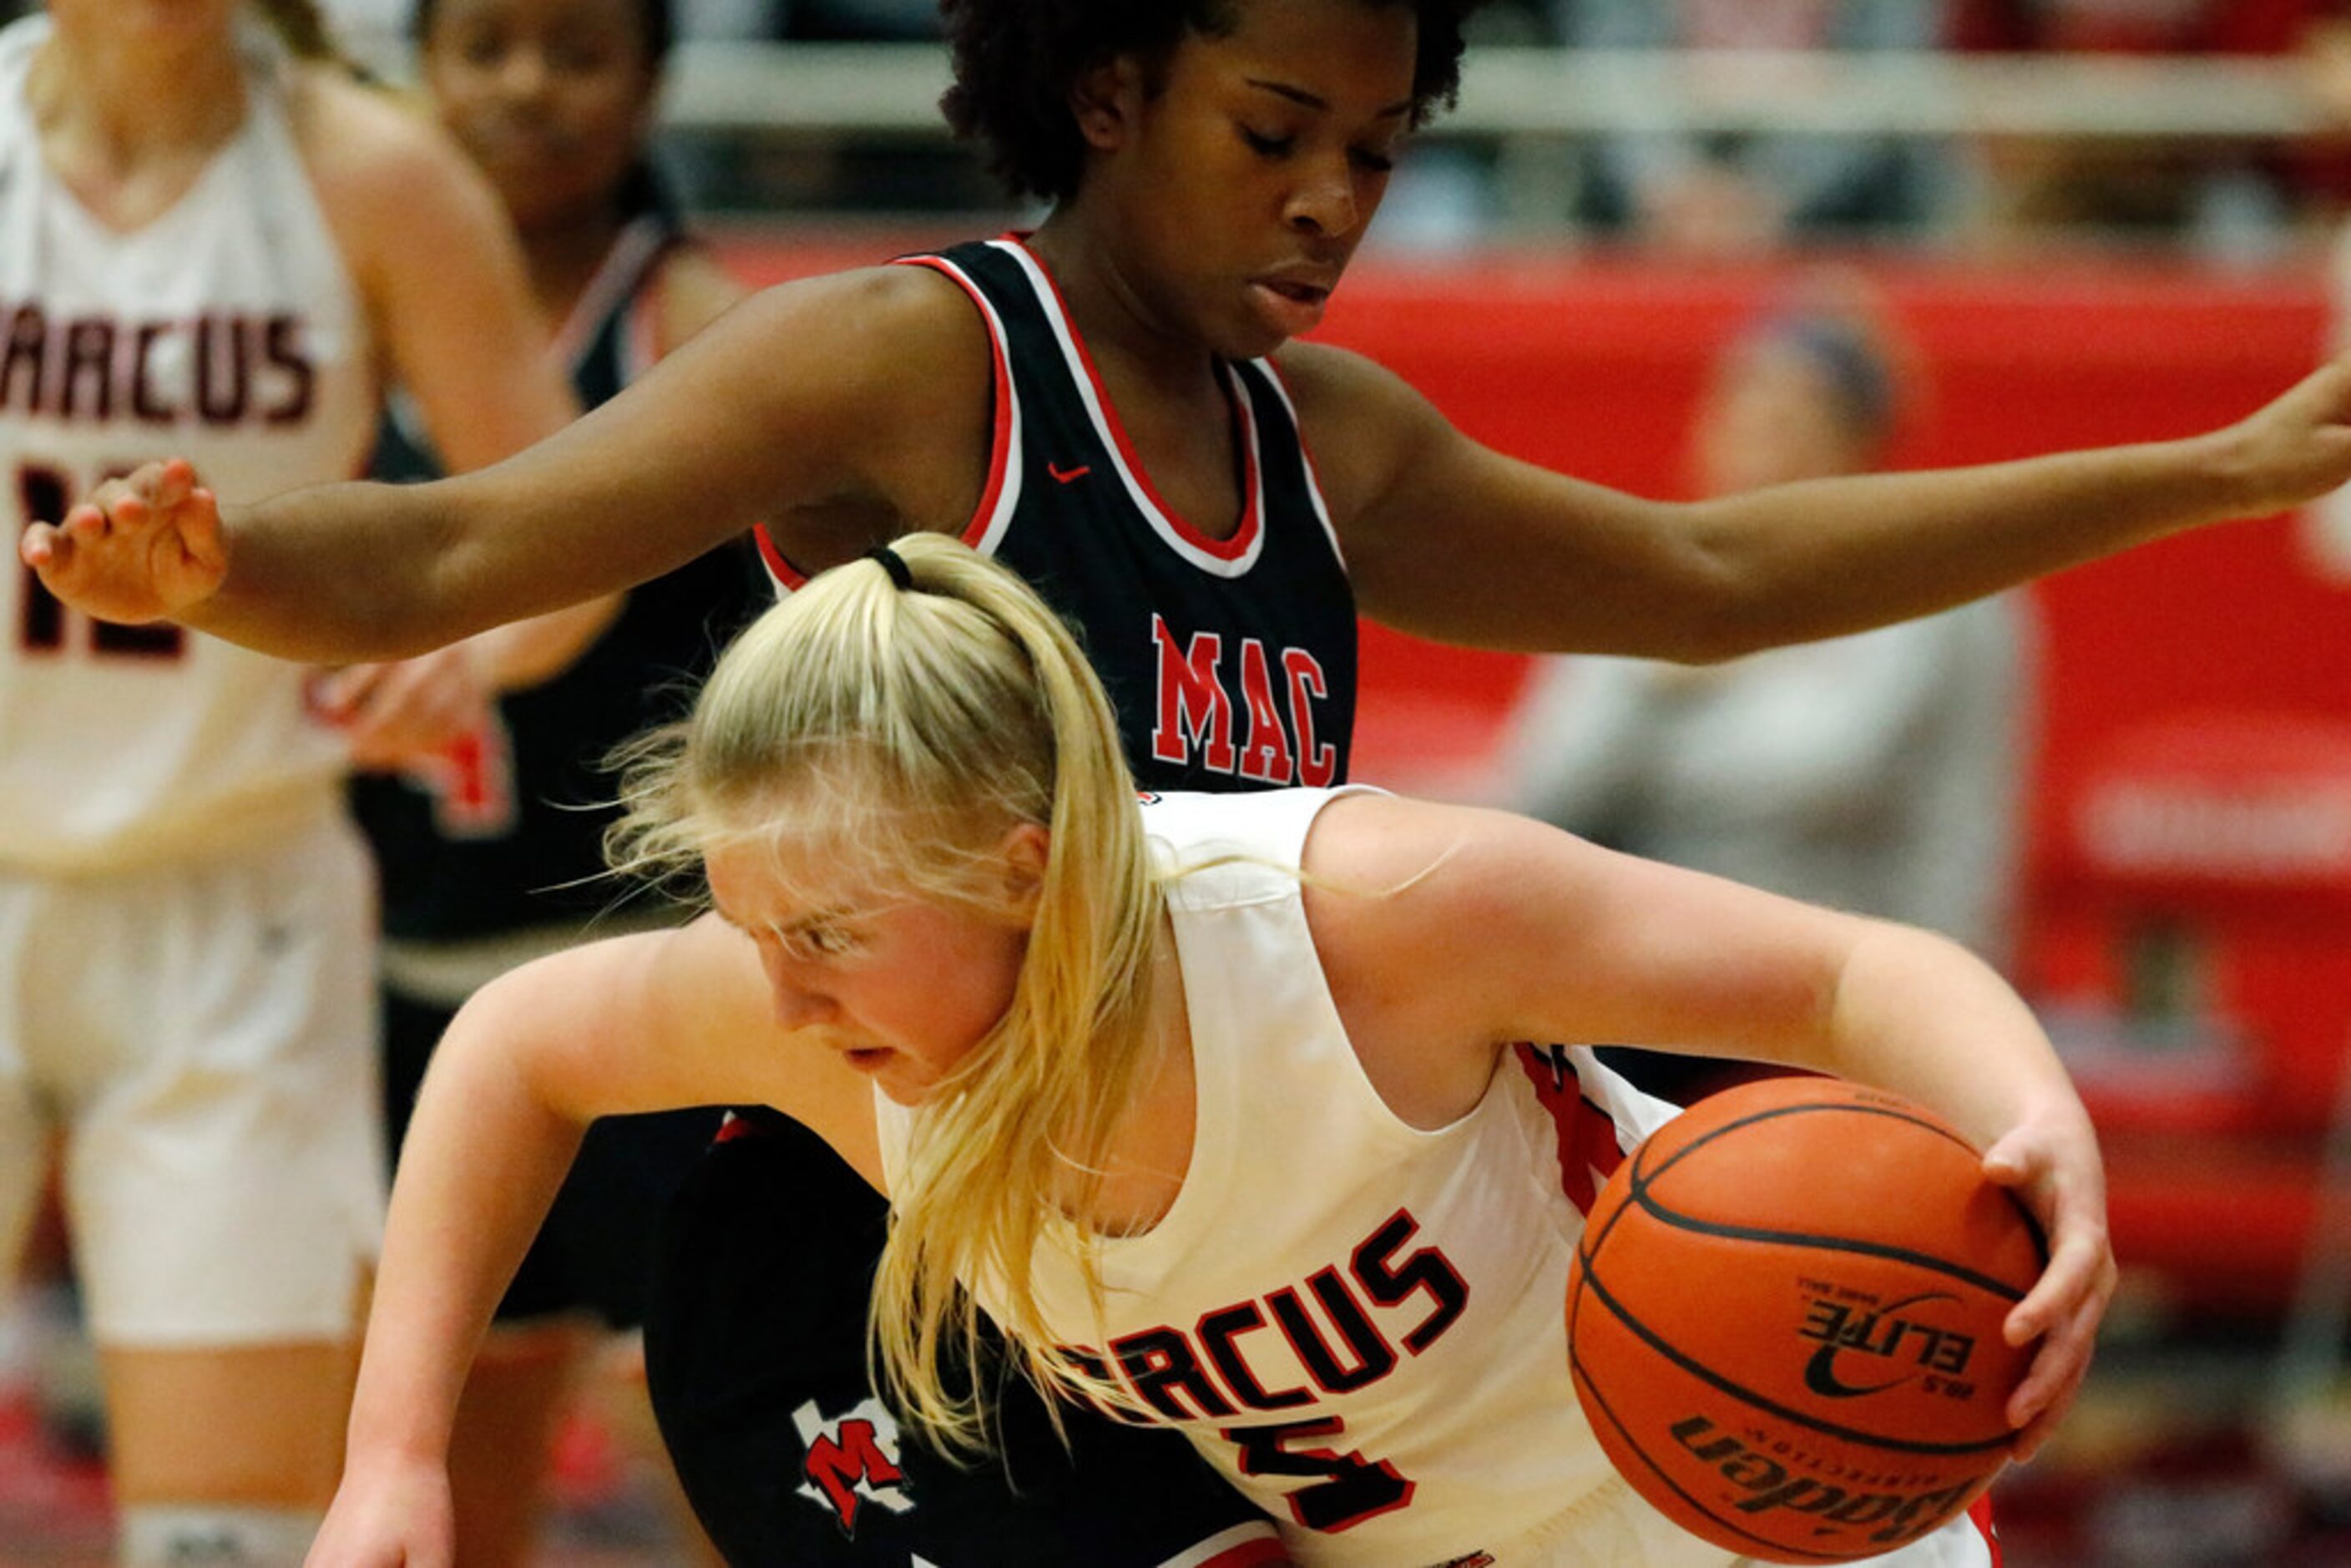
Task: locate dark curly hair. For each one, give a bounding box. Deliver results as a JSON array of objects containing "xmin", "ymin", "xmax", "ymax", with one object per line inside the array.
[{"xmin": 940, "ymin": 0, "xmax": 1483, "ymax": 202}]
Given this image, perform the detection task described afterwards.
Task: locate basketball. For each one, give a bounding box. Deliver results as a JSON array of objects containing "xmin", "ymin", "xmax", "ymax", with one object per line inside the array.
[{"xmin": 1565, "ymin": 1075, "xmax": 2045, "ymax": 1564}]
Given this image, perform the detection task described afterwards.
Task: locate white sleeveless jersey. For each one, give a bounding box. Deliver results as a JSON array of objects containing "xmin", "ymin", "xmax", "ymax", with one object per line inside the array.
[
  {"xmin": 0, "ymin": 15, "xmax": 375, "ymax": 874},
  {"xmin": 879, "ymin": 789, "xmax": 2003, "ymax": 1567}
]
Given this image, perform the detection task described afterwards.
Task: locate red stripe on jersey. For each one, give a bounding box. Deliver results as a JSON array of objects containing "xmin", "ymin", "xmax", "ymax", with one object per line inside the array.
[
  {"xmin": 1008, "ymin": 235, "xmax": 1263, "ymax": 564},
  {"xmin": 1969, "ymin": 1492, "xmax": 2002, "ymax": 1567},
  {"xmin": 1160, "ymin": 1524, "xmax": 1288, "ymax": 1568},
  {"xmin": 753, "ymin": 523, "xmax": 806, "ymax": 590},
  {"xmin": 1512, "ymin": 1043, "xmax": 1627, "ymax": 1216},
  {"xmin": 890, "ymin": 254, "xmax": 1014, "ymax": 551},
  {"xmin": 713, "ymin": 1110, "xmax": 767, "ymax": 1146},
  {"xmin": 1255, "ymin": 357, "xmax": 1342, "ymax": 558},
  {"xmin": 753, "ymin": 254, "xmax": 1016, "ymax": 594}
]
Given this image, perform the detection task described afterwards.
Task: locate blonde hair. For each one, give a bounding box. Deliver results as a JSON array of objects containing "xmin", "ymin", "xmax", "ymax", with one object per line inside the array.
[{"xmin": 609, "ymin": 535, "xmax": 1163, "ymax": 1452}]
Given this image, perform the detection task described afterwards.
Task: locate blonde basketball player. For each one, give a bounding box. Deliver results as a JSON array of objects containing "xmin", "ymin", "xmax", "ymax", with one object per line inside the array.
[
  {"xmin": 0, "ymin": 3, "xmax": 577, "ymax": 1560},
  {"xmin": 311, "ymin": 536, "xmax": 2112, "ymax": 1566}
]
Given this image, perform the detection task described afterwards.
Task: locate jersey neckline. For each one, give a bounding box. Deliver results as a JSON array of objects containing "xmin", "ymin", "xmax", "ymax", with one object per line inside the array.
[{"xmin": 992, "ymin": 235, "xmax": 1267, "ymax": 574}]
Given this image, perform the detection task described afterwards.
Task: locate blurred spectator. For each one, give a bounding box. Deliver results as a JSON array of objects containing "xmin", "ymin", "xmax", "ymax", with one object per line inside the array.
[
  {"xmin": 1494, "ymin": 287, "xmax": 2033, "ymax": 1104},
  {"xmin": 1951, "ymin": 0, "xmax": 2314, "ymax": 252},
  {"xmin": 1549, "ymin": 0, "xmax": 1959, "ymax": 251},
  {"xmin": 1498, "ymin": 286, "xmax": 2033, "ymax": 965}
]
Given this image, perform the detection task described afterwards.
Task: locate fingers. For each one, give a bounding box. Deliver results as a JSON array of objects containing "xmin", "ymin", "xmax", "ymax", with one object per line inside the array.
[
  {"xmin": 68, "ymin": 490, "xmax": 134, "ymax": 543},
  {"xmin": 154, "ymin": 457, "xmax": 198, "ymax": 511},
  {"xmin": 1979, "ymin": 1125, "xmax": 2033, "ymax": 1186},
  {"xmin": 2005, "ymin": 1284, "xmax": 2104, "ymax": 1459},
  {"xmin": 1978, "ymin": 1121, "xmax": 2117, "ymax": 1458},
  {"xmin": 18, "ymin": 520, "xmax": 63, "ymax": 570},
  {"xmin": 17, "ymin": 458, "xmax": 225, "ymax": 624},
  {"xmin": 331, "ymin": 652, "xmax": 493, "ymax": 768}
]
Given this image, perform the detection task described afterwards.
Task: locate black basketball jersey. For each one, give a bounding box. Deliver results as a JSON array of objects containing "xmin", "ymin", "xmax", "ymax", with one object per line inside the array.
[
  {"xmin": 756, "ymin": 236, "xmax": 1358, "ymax": 794},
  {"xmin": 352, "ymin": 195, "xmax": 766, "ymax": 943}
]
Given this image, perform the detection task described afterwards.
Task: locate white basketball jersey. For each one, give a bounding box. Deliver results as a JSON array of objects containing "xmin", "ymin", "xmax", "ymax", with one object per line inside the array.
[
  {"xmin": 0, "ymin": 15, "xmax": 375, "ymax": 874},
  {"xmin": 879, "ymin": 790, "xmax": 2005, "ymax": 1566},
  {"xmin": 882, "ymin": 788, "xmax": 1706, "ymax": 1565}
]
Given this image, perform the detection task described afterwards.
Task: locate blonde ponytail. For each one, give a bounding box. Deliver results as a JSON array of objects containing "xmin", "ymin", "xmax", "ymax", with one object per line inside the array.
[{"xmin": 609, "ymin": 535, "xmax": 1164, "ymax": 1453}]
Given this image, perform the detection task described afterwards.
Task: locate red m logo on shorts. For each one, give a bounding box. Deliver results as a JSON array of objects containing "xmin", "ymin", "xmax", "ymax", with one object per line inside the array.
[{"xmin": 793, "ymin": 1398, "xmax": 916, "ymax": 1535}]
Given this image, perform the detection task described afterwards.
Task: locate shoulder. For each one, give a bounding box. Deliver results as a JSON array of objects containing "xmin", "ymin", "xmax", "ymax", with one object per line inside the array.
[
  {"xmin": 684, "ymin": 261, "xmax": 999, "ymax": 556},
  {"xmin": 1301, "ymin": 794, "xmax": 1619, "ymax": 1025},
  {"xmin": 1267, "ymin": 338, "xmax": 1422, "ymax": 417},
  {"xmin": 720, "ymin": 261, "xmax": 996, "ymax": 432},
  {"xmin": 761, "ymin": 259, "xmax": 991, "ymax": 360},
  {"xmin": 281, "ymin": 68, "xmax": 481, "ymax": 209},
  {"xmin": 279, "ymin": 68, "xmax": 513, "ymax": 272},
  {"xmin": 1298, "ymin": 794, "xmax": 1574, "ymax": 1117},
  {"xmin": 1302, "ymin": 793, "xmax": 1555, "ymax": 938},
  {"xmin": 1267, "ymin": 339, "xmax": 1449, "ymax": 520}
]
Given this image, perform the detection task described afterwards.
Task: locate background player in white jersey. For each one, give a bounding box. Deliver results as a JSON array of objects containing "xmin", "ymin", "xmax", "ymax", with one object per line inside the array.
[
  {"xmin": 308, "ymin": 535, "xmax": 2113, "ymax": 1566},
  {"xmin": 0, "ymin": 3, "xmax": 580, "ymax": 1560}
]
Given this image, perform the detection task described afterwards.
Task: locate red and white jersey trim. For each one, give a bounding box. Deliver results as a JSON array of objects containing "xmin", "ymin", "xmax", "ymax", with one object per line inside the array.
[
  {"xmin": 1256, "ymin": 358, "xmax": 1346, "ymax": 566},
  {"xmin": 899, "ymin": 250, "xmax": 1023, "ymax": 559},
  {"xmin": 993, "ymin": 238, "xmax": 1268, "ymax": 579},
  {"xmin": 755, "ymin": 249, "xmax": 1024, "ymax": 595}
]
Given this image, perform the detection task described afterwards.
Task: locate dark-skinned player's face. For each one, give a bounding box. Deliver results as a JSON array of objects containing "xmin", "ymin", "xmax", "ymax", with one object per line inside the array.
[
  {"xmin": 1083, "ymin": 0, "xmax": 1418, "ymax": 359},
  {"xmin": 422, "ymin": 0, "xmax": 658, "ymax": 235}
]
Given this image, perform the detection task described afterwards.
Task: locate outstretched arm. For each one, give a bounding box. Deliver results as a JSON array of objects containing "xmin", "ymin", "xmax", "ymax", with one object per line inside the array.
[
  {"xmin": 314, "ymin": 916, "xmax": 869, "ymax": 1565},
  {"xmin": 23, "ymin": 266, "xmax": 994, "ymax": 662},
  {"xmin": 1284, "ymin": 342, "xmax": 2351, "ymax": 661},
  {"xmin": 1302, "ymin": 794, "xmax": 2114, "ymax": 1461}
]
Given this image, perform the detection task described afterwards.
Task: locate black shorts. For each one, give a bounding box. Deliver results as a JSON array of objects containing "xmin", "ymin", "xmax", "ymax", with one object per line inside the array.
[
  {"xmin": 642, "ymin": 1109, "xmax": 1287, "ymax": 1566},
  {"xmin": 381, "ymin": 987, "xmax": 721, "ymax": 1328}
]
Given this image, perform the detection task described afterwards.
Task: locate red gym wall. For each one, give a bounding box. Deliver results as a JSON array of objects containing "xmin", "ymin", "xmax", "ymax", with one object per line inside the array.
[{"xmin": 720, "ymin": 235, "xmax": 2350, "ymax": 1308}]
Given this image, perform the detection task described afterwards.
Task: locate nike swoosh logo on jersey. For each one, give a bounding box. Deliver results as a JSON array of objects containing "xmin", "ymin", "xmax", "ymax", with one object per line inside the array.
[{"xmin": 1048, "ymin": 462, "xmax": 1092, "ymax": 484}]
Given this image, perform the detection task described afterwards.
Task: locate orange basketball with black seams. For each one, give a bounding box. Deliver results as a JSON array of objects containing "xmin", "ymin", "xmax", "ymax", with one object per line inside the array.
[{"xmin": 1565, "ymin": 1075, "xmax": 2045, "ymax": 1564}]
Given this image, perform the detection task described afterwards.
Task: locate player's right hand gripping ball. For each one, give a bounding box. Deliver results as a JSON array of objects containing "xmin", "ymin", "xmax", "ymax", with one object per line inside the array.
[{"xmin": 1566, "ymin": 1076, "xmax": 2044, "ymax": 1563}]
